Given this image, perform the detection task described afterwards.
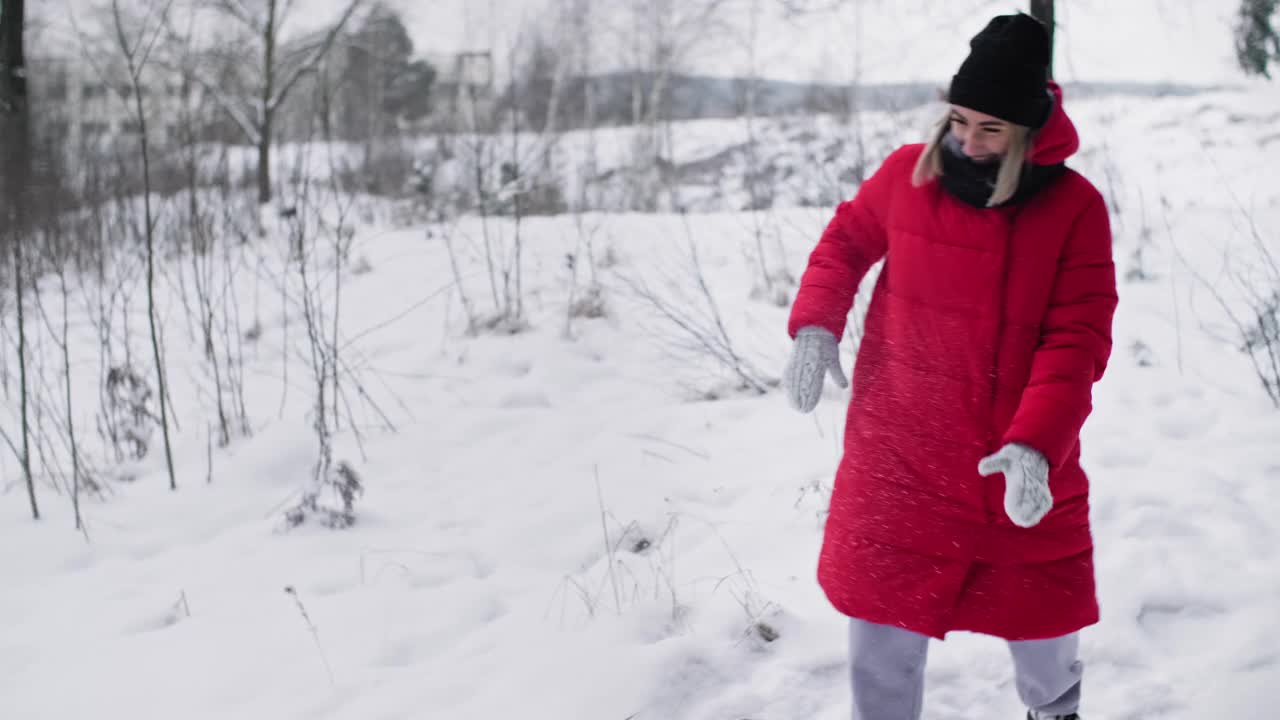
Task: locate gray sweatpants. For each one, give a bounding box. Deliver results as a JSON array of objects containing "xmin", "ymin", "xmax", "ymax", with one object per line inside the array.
[{"xmin": 848, "ymin": 618, "xmax": 1083, "ymax": 720}]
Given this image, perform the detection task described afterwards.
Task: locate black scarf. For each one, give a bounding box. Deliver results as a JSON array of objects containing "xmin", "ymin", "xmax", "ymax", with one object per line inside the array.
[{"xmin": 939, "ymin": 133, "xmax": 1066, "ymax": 208}]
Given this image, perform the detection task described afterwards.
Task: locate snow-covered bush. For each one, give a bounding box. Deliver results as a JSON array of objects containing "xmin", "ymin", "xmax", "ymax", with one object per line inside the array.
[
  {"xmin": 102, "ymin": 364, "xmax": 156, "ymax": 462},
  {"xmin": 284, "ymin": 460, "xmax": 365, "ymax": 530},
  {"xmin": 1241, "ymin": 288, "xmax": 1279, "ymax": 406}
]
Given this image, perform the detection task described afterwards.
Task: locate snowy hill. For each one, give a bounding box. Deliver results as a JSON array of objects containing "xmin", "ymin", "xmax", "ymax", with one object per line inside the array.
[
  {"xmin": 7, "ymin": 2, "xmax": 1280, "ymax": 719},
  {"xmin": 3, "ymin": 74, "xmax": 1280, "ymax": 720}
]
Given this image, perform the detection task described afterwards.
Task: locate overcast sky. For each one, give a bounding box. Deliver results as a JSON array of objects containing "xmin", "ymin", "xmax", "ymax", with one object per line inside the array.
[{"xmin": 40, "ymin": 0, "xmax": 1245, "ymax": 87}]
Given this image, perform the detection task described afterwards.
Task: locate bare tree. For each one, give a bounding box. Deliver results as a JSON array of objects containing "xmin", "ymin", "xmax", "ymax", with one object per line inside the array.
[
  {"xmin": 460, "ymin": 69, "xmax": 503, "ymax": 320},
  {"xmin": 213, "ymin": 166, "xmax": 254, "ymax": 437},
  {"xmin": 567, "ymin": 0, "xmax": 608, "ymax": 332},
  {"xmin": 14, "ymin": 109, "xmax": 99, "ymax": 531},
  {"xmin": 734, "ymin": 0, "xmax": 792, "ymax": 306},
  {"xmin": 274, "ymin": 71, "xmax": 406, "ymax": 529},
  {"xmin": 1, "ymin": 0, "xmax": 39, "ymax": 520},
  {"xmin": 572, "ymin": 0, "xmax": 600, "ymax": 214},
  {"xmin": 161, "ymin": 16, "xmax": 252, "ymax": 449},
  {"xmin": 106, "ymin": 0, "xmax": 180, "ymax": 490},
  {"xmin": 182, "ymin": 0, "xmax": 361, "ymax": 204},
  {"xmin": 496, "ymin": 32, "xmax": 539, "ymax": 331},
  {"xmin": 451, "ymin": 46, "xmax": 534, "ymax": 333},
  {"xmin": 619, "ymin": 0, "xmax": 732, "ymax": 211},
  {"xmin": 73, "ymin": 156, "xmax": 146, "ymax": 468},
  {"xmin": 31, "ymin": 209, "xmax": 92, "ymax": 532}
]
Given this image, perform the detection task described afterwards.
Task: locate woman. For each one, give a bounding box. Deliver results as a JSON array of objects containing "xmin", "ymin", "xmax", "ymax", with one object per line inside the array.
[{"xmin": 782, "ymin": 13, "xmax": 1117, "ymax": 720}]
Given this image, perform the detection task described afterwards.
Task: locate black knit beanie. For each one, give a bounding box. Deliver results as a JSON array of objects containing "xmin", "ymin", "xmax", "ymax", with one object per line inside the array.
[{"xmin": 948, "ymin": 13, "xmax": 1053, "ymax": 129}]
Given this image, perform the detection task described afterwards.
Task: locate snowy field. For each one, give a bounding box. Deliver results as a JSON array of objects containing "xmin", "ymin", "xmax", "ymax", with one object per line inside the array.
[{"xmin": 3, "ymin": 79, "xmax": 1280, "ymax": 720}]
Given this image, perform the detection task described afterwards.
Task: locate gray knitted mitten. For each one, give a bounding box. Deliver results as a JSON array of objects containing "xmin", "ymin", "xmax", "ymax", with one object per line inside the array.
[
  {"xmin": 782, "ymin": 326, "xmax": 848, "ymax": 413},
  {"xmin": 978, "ymin": 443, "xmax": 1053, "ymax": 528}
]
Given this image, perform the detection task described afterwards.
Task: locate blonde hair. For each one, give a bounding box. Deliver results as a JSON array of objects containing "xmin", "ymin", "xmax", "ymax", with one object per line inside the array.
[{"xmin": 911, "ymin": 112, "xmax": 1033, "ymax": 207}]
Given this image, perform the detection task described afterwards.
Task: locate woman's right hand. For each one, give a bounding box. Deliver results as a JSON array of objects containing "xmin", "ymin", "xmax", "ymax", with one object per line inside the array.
[{"xmin": 782, "ymin": 326, "xmax": 848, "ymax": 413}]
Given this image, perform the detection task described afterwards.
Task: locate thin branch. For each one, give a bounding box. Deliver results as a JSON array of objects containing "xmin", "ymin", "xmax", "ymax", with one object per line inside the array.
[
  {"xmin": 213, "ymin": 0, "xmax": 263, "ymax": 33},
  {"xmin": 135, "ymin": 0, "xmax": 176, "ymax": 71},
  {"xmin": 267, "ymin": 0, "xmax": 361, "ymax": 113},
  {"xmin": 181, "ymin": 65, "xmax": 262, "ymax": 145}
]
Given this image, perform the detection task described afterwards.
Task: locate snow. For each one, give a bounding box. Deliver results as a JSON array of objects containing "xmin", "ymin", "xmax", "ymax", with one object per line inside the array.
[{"xmin": 4, "ymin": 19, "xmax": 1280, "ymax": 720}]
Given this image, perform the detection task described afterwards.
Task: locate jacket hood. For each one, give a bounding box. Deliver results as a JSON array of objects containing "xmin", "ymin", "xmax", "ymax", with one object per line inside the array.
[{"xmin": 1028, "ymin": 81, "xmax": 1078, "ymax": 165}]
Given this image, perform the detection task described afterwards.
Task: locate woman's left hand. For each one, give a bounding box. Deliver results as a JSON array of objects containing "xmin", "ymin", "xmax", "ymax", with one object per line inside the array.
[{"xmin": 978, "ymin": 443, "xmax": 1052, "ymax": 527}]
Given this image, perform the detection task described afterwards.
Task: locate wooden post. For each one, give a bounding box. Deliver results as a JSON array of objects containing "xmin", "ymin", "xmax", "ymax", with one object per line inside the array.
[{"xmin": 1029, "ymin": 0, "xmax": 1056, "ymax": 80}]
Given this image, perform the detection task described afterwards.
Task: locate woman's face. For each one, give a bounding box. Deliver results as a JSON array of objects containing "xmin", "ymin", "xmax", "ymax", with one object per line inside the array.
[{"xmin": 948, "ymin": 105, "xmax": 1012, "ymax": 163}]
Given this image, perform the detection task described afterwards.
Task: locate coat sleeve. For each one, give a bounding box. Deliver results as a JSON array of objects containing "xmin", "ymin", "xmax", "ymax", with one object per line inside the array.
[
  {"xmin": 1002, "ymin": 192, "xmax": 1119, "ymax": 469},
  {"xmin": 786, "ymin": 147, "xmax": 907, "ymax": 339}
]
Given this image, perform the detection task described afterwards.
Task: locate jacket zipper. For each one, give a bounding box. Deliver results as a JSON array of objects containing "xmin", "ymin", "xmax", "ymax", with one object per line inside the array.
[{"xmin": 986, "ymin": 209, "xmax": 1022, "ymax": 520}]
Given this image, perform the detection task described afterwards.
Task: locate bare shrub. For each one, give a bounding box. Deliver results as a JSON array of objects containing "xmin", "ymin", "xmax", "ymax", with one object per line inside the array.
[
  {"xmin": 284, "ymin": 460, "xmax": 365, "ymax": 530},
  {"xmin": 618, "ymin": 213, "xmax": 773, "ymax": 398}
]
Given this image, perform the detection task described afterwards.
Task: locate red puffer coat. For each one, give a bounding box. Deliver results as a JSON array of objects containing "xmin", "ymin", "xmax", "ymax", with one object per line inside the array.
[{"xmin": 788, "ymin": 84, "xmax": 1118, "ymax": 641}]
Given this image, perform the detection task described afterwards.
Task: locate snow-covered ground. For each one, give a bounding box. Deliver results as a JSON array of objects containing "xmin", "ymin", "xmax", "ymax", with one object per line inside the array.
[{"xmin": 3, "ymin": 81, "xmax": 1280, "ymax": 720}]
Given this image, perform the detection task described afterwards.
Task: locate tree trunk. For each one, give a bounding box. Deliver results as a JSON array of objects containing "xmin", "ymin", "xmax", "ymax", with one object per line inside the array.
[
  {"xmin": 13, "ymin": 220, "xmax": 37, "ymax": 521},
  {"xmin": 579, "ymin": 0, "xmax": 597, "ymax": 217},
  {"xmin": 259, "ymin": 0, "xmax": 278, "ymax": 205},
  {"xmin": 111, "ymin": 0, "xmax": 179, "ymax": 491},
  {"xmin": 2, "ymin": 0, "xmax": 38, "ymax": 521},
  {"xmin": 1030, "ymin": 0, "xmax": 1055, "ymax": 79},
  {"xmin": 138, "ymin": 92, "xmax": 178, "ymax": 492},
  {"xmin": 59, "ymin": 268, "xmax": 83, "ymax": 530},
  {"xmin": 257, "ymin": 133, "xmax": 272, "ymax": 204}
]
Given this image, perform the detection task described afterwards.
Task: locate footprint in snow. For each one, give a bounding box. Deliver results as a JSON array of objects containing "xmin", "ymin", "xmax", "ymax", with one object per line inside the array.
[
  {"xmin": 123, "ymin": 608, "xmax": 187, "ymax": 635},
  {"xmin": 1154, "ymin": 411, "xmax": 1217, "ymax": 440},
  {"xmin": 493, "ymin": 356, "xmax": 533, "ymax": 377},
  {"xmin": 1135, "ymin": 599, "xmax": 1229, "ymax": 653},
  {"xmin": 307, "ymin": 576, "xmax": 359, "ymax": 597},
  {"xmin": 500, "ymin": 390, "xmax": 552, "ymax": 409},
  {"xmin": 1097, "ymin": 444, "xmax": 1153, "ymax": 469}
]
